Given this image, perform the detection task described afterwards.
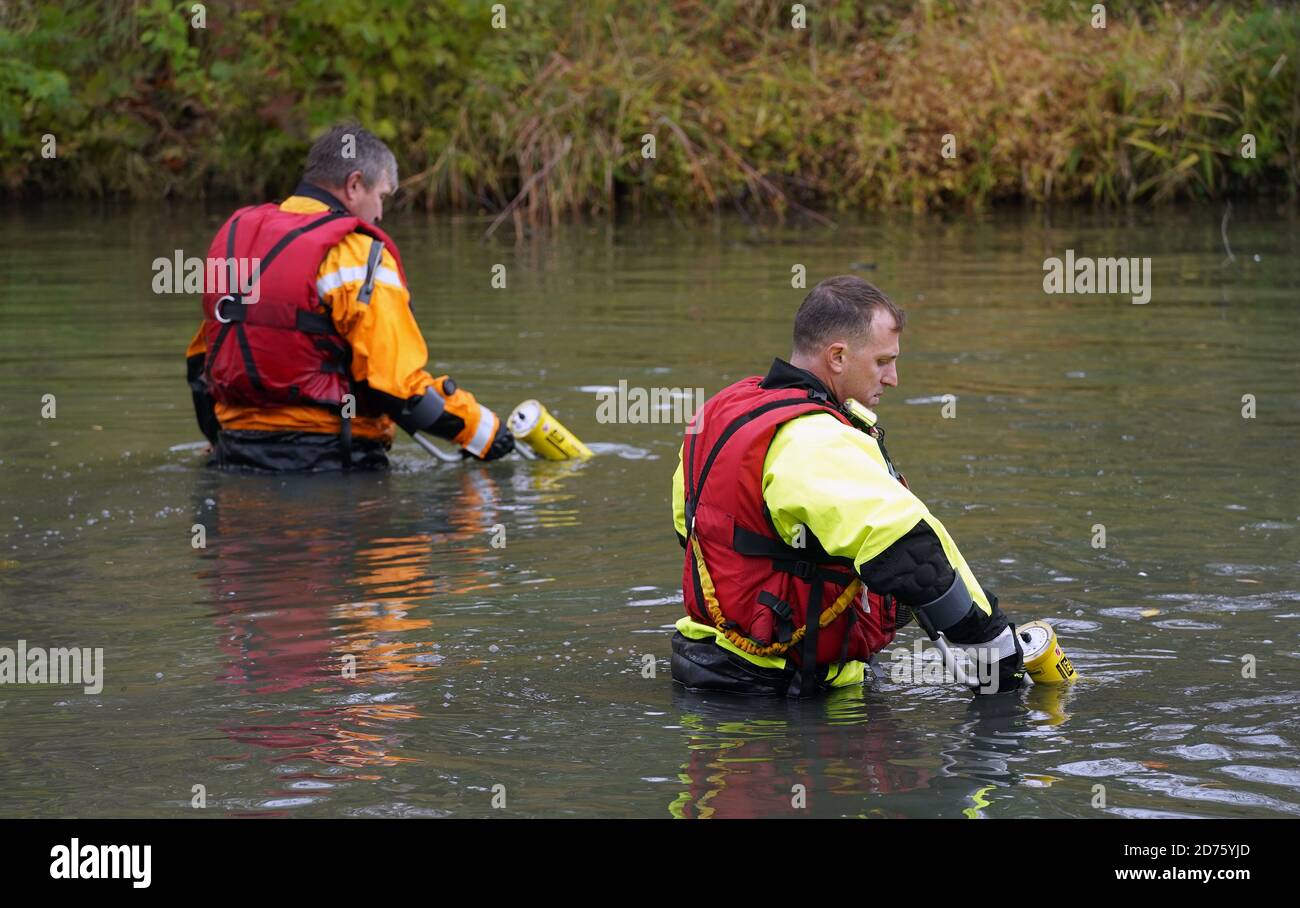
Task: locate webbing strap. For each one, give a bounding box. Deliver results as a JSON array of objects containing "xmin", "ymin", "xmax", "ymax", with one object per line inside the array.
[
  {"xmin": 210, "ymin": 211, "xmax": 351, "ymax": 325},
  {"xmin": 295, "ymin": 310, "xmax": 337, "ymax": 334},
  {"xmin": 203, "ymin": 215, "xmax": 242, "ymax": 385},
  {"xmin": 796, "ymin": 580, "xmax": 824, "ymax": 699},
  {"xmin": 689, "ymin": 530, "xmax": 862, "ymax": 660},
  {"xmin": 733, "ymin": 524, "xmax": 856, "ymax": 581},
  {"xmin": 757, "ymin": 591, "xmax": 794, "ymax": 645},
  {"xmin": 205, "ymin": 210, "xmax": 353, "ymax": 401},
  {"xmin": 357, "ymin": 238, "xmax": 384, "ymax": 304},
  {"xmin": 686, "ymin": 392, "xmax": 837, "ymax": 528},
  {"xmin": 234, "ymin": 322, "xmax": 264, "ymax": 392},
  {"xmin": 256, "ymin": 211, "xmax": 350, "ymax": 277}
]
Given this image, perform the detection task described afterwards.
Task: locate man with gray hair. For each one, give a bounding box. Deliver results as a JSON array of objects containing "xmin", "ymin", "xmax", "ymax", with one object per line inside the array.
[{"xmin": 186, "ymin": 123, "xmax": 514, "ymax": 471}]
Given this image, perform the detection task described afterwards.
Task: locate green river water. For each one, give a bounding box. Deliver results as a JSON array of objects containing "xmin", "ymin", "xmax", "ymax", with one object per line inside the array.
[{"xmin": 0, "ymin": 202, "xmax": 1296, "ymax": 818}]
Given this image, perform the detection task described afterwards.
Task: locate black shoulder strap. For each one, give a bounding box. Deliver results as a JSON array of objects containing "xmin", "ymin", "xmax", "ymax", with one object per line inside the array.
[
  {"xmin": 685, "ymin": 391, "xmax": 838, "ymax": 531},
  {"xmin": 357, "ymin": 237, "xmax": 385, "ymax": 304},
  {"xmin": 206, "ymin": 210, "xmax": 354, "ymax": 400},
  {"xmin": 204, "ymin": 214, "xmax": 243, "ymax": 383},
  {"xmin": 210, "ymin": 211, "xmax": 354, "ymax": 333},
  {"xmin": 868, "ymin": 423, "xmax": 904, "ymax": 481},
  {"xmin": 256, "ymin": 211, "xmax": 351, "ymax": 280}
]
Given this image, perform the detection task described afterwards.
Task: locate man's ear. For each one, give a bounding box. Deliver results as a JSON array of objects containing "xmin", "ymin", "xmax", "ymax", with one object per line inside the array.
[
  {"xmin": 343, "ymin": 170, "xmax": 365, "ymax": 197},
  {"xmin": 826, "ymin": 341, "xmax": 847, "ymax": 373}
]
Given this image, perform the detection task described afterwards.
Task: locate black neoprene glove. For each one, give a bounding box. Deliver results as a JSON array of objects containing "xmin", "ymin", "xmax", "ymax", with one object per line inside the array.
[{"xmin": 972, "ymin": 623, "xmax": 1026, "ymax": 696}]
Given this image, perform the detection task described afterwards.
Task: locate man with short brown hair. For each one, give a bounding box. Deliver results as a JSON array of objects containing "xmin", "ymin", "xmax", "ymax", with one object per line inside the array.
[{"xmin": 670, "ymin": 275, "xmax": 1024, "ymax": 697}]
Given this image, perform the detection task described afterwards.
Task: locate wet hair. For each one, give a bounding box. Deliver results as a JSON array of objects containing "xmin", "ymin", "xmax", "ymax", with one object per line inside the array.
[
  {"xmin": 792, "ymin": 276, "xmax": 905, "ymax": 355},
  {"xmin": 302, "ymin": 123, "xmax": 398, "ymax": 191}
]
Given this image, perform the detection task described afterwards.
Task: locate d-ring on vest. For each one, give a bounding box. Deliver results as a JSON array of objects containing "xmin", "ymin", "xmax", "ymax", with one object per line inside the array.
[{"xmin": 199, "ymin": 202, "xmax": 407, "ymax": 469}]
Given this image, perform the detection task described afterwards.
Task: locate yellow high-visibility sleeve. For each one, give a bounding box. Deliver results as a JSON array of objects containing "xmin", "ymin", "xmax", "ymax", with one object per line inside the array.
[
  {"xmin": 672, "ymin": 444, "xmax": 687, "ymax": 538},
  {"xmin": 762, "ymin": 412, "xmax": 992, "ymax": 616}
]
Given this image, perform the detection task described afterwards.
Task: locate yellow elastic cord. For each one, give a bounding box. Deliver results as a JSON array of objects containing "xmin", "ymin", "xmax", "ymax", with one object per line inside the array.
[{"xmin": 690, "ymin": 533, "xmax": 860, "ymax": 657}]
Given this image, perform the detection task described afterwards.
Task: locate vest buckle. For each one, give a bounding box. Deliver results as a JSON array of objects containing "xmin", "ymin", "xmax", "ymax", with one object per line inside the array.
[
  {"xmin": 787, "ymin": 560, "xmax": 816, "ymax": 580},
  {"xmin": 214, "ymin": 294, "xmax": 241, "ymax": 324}
]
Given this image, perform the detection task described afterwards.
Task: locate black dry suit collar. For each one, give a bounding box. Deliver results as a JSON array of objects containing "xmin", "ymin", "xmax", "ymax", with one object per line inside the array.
[
  {"xmin": 759, "ymin": 358, "xmax": 837, "ymax": 400},
  {"xmin": 292, "ymin": 181, "xmax": 349, "ymax": 214},
  {"xmin": 759, "ymin": 358, "xmax": 903, "ymax": 479},
  {"xmin": 759, "ymin": 358, "xmax": 860, "ymax": 424}
]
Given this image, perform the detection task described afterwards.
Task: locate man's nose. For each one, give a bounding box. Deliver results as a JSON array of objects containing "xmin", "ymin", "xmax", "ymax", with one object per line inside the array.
[{"xmin": 883, "ymin": 366, "xmax": 898, "ymax": 386}]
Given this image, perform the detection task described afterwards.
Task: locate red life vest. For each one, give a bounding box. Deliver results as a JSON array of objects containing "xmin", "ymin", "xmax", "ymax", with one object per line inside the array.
[
  {"xmin": 681, "ymin": 377, "xmax": 900, "ymax": 694},
  {"xmin": 200, "ymin": 203, "xmax": 406, "ymax": 413}
]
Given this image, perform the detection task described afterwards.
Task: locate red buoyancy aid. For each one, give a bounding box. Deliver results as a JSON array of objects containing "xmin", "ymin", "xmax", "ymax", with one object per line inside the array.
[
  {"xmin": 681, "ymin": 377, "xmax": 900, "ymax": 693},
  {"xmin": 200, "ymin": 203, "xmax": 406, "ymax": 412}
]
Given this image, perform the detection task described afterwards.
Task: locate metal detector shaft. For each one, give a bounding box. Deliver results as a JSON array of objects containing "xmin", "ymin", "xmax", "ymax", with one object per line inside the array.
[
  {"xmin": 409, "ymin": 430, "xmax": 536, "ymax": 462},
  {"xmin": 410, "ymin": 431, "xmax": 462, "ymax": 462},
  {"xmin": 933, "ymin": 635, "xmax": 974, "ymax": 688},
  {"xmin": 915, "ymin": 608, "xmax": 974, "ymax": 688}
]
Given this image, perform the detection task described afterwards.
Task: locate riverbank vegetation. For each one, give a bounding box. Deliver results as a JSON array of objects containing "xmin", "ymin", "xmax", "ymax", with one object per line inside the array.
[{"xmin": 2, "ymin": 0, "xmax": 1296, "ymax": 218}]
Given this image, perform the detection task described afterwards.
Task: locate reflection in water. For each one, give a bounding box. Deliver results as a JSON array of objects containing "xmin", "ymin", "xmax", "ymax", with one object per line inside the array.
[
  {"xmin": 193, "ymin": 468, "xmax": 514, "ymax": 787},
  {"xmin": 668, "ymin": 686, "xmax": 937, "ymax": 818},
  {"xmin": 668, "ymin": 681, "xmax": 1088, "ymax": 818},
  {"xmin": 508, "ymin": 459, "xmax": 588, "ymax": 529},
  {"xmin": 1024, "ymin": 678, "xmax": 1075, "ymax": 726},
  {"xmin": 3, "ymin": 206, "xmax": 1296, "ymax": 817}
]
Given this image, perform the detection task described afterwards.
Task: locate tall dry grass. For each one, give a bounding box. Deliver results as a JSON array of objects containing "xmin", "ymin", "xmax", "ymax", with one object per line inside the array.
[{"xmin": 3, "ymin": 0, "xmax": 1295, "ymax": 216}]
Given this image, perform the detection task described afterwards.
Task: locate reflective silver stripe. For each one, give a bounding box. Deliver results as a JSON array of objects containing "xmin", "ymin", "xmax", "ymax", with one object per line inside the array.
[
  {"xmin": 316, "ymin": 265, "xmax": 403, "ymax": 298},
  {"xmin": 463, "ymin": 404, "xmax": 498, "ymax": 457},
  {"xmin": 316, "ymin": 265, "xmax": 366, "ymax": 297}
]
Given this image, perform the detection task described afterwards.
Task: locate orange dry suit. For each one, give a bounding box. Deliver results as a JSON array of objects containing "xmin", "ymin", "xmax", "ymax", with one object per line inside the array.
[{"xmin": 186, "ymin": 182, "xmax": 501, "ymax": 471}]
